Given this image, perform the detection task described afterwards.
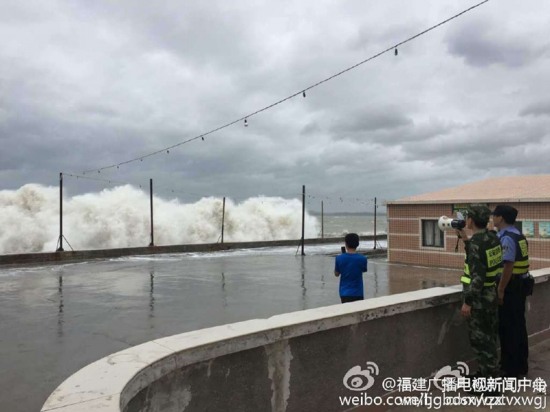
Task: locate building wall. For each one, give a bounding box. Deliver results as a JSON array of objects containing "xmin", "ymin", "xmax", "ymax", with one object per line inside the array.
[{"xmin": 387, "ymin": 202, "xmax": 550, "ymax": 269}]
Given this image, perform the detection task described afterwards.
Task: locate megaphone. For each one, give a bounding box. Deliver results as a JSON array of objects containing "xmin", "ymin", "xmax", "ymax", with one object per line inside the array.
[{"xmin": 438, "ymin": 215, "xmax": 466, "ymax": 231}]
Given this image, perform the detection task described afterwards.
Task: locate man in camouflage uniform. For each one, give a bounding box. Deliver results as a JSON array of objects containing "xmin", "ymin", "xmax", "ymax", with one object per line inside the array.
[{"xmin": 456, "ymin": 205, "xmax": 503, "ymax": 380}]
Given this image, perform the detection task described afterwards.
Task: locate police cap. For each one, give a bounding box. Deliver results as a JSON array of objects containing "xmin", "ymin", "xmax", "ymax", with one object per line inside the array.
[{"xmin": 491, "ymin": 204, "xmax": 518, "ymax": 224}]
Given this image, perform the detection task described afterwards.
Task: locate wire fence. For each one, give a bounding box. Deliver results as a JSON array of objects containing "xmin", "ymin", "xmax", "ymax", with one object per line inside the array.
[{"xmin": 52, "ymin": 175, "xmax": 387, "ymax": 254}]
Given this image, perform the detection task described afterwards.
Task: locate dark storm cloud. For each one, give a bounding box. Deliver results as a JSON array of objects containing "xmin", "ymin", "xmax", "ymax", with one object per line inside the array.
[
  {"xmin": 328, "ymin": 113, "xmax": 457, "ymax": 148},
  {"xmin": 331, "ymin": 108, "xmax": 412, "ymax": 136},
  {"xmin": 70, "ymin": 1, "xmax": 272, "ymax": 72},
  {"xmin": 1, "ymin": 0, "xmax": 550, "ymax": 210},
  {"xmin": 75, "ymin": 103, "xmax": 120, "ymax": 119},
  {"xmin": 400, "ymin": 117, "xmax": 548, "ymax": 161},
  {"xmin": 519, "ymin": 101, "xmax": 550, "ymax": 118},
  {"xmin": 445, "ymin": 19, "xmax": 543, "ymax": 68}
]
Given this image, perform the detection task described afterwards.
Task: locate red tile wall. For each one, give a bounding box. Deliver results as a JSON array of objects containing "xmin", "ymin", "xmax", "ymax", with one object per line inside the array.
[{"xmin": 388, "ymin": 202, "xmax": 550, "ymax": 270}]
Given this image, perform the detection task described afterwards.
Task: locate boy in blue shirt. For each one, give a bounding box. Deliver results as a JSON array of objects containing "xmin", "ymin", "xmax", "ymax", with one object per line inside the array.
[{"xmin": 334, "ymin": 233, "xmax": 368, "ymax": 303}]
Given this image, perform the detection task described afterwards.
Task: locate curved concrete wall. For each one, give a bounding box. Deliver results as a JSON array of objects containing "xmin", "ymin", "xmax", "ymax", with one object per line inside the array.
[{"xmin": 42, "ymin": 268, "xmax": 550, "ymax": 412}]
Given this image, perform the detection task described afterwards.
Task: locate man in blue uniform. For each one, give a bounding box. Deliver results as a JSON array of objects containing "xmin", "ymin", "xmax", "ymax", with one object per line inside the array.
[
  {"xmin": 334, "ymin": 233, "xmax": 368, "ymax": 303},
  {"xmin": 492, "ymin": 204, "xmax": 530, "ymax": 377}
]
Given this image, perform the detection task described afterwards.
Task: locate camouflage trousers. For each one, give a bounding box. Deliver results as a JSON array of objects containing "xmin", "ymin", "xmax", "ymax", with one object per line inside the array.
[{"xmin": 466, "ymin": 287, "xmax": 499, "ymax": 377}]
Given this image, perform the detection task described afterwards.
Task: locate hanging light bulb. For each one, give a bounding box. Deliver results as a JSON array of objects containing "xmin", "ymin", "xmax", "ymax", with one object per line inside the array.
[
  {"xmin": 167, "ymin": 150, "xmax": 170, "ymax": 154},
  {"xmin": 303, "ymin": 91, "xmax": 306, "ymax": 98},
  {"xmin": 201, "ymin": 136, "xmax": 205, "ymax": 141},
  {"xmin": 394, "ymin": 48, "xmax": 398, "ymax": 56},
  {"xmin": 244, "ymin": 118, "xmax": 248, "ymax": 127}
]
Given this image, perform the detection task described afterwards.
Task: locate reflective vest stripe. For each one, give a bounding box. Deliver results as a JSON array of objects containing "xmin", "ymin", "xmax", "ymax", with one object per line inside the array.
[
  {"xmin": 463, "ymin": 264, "xmax": 500, "ymax": 278},
  {"xmin": 462, "ymin": 240, "xmax": 502, "ymax": 287},
  {"xmin": 512, "ymin": 262, "xmax": 529, "ymax": 275},
  {"xmin": 501, "ymin": 232, "xmax": 530, "ymax": 276},
  {"xmin": 460, "ymin": 275, "xmax": 496, "ymax": 287}
]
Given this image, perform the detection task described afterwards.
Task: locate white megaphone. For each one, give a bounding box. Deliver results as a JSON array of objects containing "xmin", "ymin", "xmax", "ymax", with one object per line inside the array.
[
  {"xmin": 438, "ymin": 212, "xmax": 466, "ymax": 231},
  {"xmin": 438, "ymin": 216, "xmax": 453, "ymax": 231}
]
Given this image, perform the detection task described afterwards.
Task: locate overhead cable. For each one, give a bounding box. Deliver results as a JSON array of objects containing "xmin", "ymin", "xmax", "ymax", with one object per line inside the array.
[{"xmin": 77, "ymin": 0, "xmax": 488, "ymax": 175}]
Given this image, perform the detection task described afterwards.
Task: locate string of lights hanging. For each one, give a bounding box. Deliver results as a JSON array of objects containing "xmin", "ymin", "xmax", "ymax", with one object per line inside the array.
[{"xmin": 75, "ymin": 0, "xmax": 489, "ymax": 176}]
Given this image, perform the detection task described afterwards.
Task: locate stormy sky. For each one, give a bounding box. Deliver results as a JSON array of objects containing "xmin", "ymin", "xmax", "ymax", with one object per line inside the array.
[{"xmin": 1, "ymin": 0, "xmax": 549, "ymax": 212}]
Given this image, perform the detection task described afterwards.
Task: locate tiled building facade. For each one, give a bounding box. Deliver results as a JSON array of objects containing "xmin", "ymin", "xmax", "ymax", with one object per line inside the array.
[{"xmin": 386, "ymin": 176, "xmax": 550, "ymax": 270}]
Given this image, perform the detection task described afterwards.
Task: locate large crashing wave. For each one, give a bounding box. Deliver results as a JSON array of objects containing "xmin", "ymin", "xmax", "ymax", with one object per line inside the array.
[{"xmin": 0, "ymin": 184, "xmax": 320, "ymax": 254}]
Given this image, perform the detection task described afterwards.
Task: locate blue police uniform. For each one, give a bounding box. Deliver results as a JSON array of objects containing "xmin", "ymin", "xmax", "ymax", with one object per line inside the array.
[{"xmin": 497, "ymin": 226, "xmax": 529, "ymax": 377}]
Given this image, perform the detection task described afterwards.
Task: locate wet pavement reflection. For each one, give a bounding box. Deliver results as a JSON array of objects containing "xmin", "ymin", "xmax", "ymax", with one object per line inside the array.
[{"xmin": 0, "ymin": 246, "xmax": 461, "ymax": 412}]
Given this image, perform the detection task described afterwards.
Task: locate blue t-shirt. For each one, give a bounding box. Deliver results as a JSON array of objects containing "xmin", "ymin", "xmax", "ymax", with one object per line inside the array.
[
  {"xmin": 335, "ymin": 253, "xmax": 368, "ymax": 297},
  {"xmin": 497, "ymin": 227, "xmax": 521, "ymax": 262}
]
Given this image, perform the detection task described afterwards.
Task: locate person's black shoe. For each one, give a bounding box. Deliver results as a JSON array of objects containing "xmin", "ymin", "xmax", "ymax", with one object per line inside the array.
[
  {"xmin": 518, "ymin": 367, "xmax": 528, "ymax": 377},
  {"xmin": 500, "ymin": 370, "xmax": 522, "ymax": 379},
  {"xmin": 501, "ymin": 365, "xmax": 529, "ymax": 378}
]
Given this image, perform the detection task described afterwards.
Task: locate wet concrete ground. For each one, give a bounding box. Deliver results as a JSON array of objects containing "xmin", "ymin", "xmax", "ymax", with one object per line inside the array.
[{"xmin": 0, "ymin": 244, "xmax": 463, "ymax": 412}]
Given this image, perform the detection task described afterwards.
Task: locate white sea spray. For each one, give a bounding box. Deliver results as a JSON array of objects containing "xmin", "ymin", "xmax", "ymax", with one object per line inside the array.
[{"xmin": 0, "ymin": 184, "xmax": 319, "ymax": 254}]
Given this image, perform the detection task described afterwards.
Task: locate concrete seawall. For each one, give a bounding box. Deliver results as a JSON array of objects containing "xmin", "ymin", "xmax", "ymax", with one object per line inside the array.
[
  {"xmin": 41, "ymin": 267, "xmax": 550, "ymax": 412},
  {"xmin": 0, "ymin": 235, "xmax": 387, "ymax": 266}
]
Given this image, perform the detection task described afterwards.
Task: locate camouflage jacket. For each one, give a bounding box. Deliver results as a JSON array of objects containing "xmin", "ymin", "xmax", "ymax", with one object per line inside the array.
[{"xmin": 463, "ymin": 229, "xmax": 502, "ymax": 306}]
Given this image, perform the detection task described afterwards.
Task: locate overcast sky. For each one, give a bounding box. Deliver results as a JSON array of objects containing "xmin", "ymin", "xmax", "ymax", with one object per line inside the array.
[{"xmin": 1, "ymin": 0, "xmax": 549, "ymax": 212}]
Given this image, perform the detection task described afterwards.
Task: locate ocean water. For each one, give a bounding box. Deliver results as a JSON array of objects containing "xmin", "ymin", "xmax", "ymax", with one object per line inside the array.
[
  {"xmin": 317, "ymin": 214, "xmax": 386, "ymax": 238},
  {"xmin": 0, "ymin": 186, "xmax": 392, "ymax": 410},
  {"xmin": 0, "ymin": 184, "xmax": 385, "ymax": 254},
  {"xmin": 0, "ymin": 245, "xmax": 461, "ymax": 412}
]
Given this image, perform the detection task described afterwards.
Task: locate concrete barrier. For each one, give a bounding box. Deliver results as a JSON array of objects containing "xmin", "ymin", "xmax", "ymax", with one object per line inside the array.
[
  {"xmin": 0, "ymin": 235, "xmax": 387, "ymax": 266},
  {"xmin": 41, "ymin": 268, "xmax": 550, "ymax": 412}
]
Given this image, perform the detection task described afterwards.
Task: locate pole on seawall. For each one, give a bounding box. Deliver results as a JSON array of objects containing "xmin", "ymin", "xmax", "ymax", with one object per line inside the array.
[
  {"xmin": 56, "ymin": 172, "xmax": 64, "ymax": 252},
  {"xmin": 373, "ymin": 197, "xmax": 377, "ymax": 250},
  {"xmin": 321, "ymin": 200, "xmax": 324, "ymax": 239},
  {"xmin": 221, "ymin": 197, "xmax": 226, "ymax": 243},
  {"xmin": 149, "ymin": 178, "xmax": 154, "ymax": 247},
  {"xmin": 301, "ymin": 185, "xmax": 305, "ymax": 256}
]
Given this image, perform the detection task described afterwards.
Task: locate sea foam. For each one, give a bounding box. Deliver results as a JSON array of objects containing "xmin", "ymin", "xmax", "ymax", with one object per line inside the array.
[{"xmin": 0, "ymin": 184, "xmax": 319, "ymax": 254}]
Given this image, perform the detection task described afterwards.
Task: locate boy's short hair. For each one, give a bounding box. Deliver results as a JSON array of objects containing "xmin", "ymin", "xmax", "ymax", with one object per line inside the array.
[{"xmin": 345, "ymin": 233, "xmax": 360, "ymax": 249}]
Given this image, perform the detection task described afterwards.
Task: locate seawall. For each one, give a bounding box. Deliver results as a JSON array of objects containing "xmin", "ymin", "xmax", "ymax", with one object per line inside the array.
[{"xmin": 0, "ymin": 235, "xmax": 387, "ymax": 266}]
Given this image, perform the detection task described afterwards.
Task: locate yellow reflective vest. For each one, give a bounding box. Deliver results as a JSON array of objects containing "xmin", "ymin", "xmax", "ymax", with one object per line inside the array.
[
  {"xmin": 500, "ymin": 231, "xmax": 530, "ymax": 275},
  {"xmin": 461, "ymin": 232, "xmax": 503, "ymax": 287}
]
